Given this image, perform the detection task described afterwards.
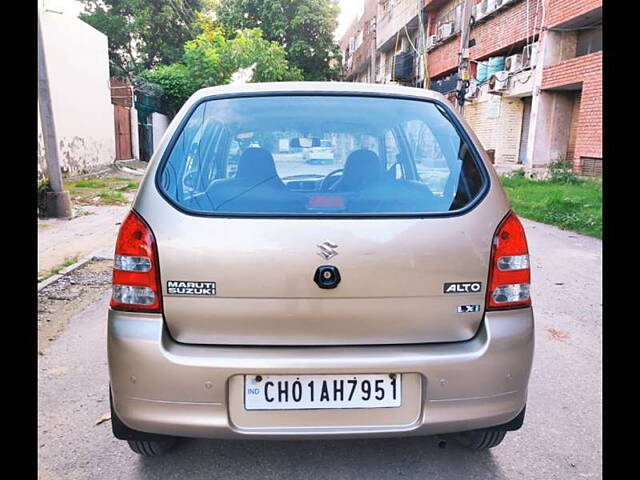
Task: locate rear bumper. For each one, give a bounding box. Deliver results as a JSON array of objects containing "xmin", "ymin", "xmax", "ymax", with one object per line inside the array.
[{"xmin": 108, "ymin": 308, "xmax": 534, "ymax": 439}]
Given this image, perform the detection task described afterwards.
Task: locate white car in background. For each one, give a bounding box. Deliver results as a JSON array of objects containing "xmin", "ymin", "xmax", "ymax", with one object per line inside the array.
[{"xmin": 305, "ymin": 140, "xmax": 335, "ymax": 165}]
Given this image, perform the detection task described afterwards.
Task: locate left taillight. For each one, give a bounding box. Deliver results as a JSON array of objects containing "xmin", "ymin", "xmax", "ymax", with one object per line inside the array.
[
  {"xmin": 110, "ymin": 210, "xmax": 162, "ymax": 313},
  {"xmin": 486, "ymin": 210, "xmax": 532, "ymax": 310}
]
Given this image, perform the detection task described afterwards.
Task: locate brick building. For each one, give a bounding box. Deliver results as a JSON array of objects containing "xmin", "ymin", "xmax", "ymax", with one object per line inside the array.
[
  {"xmin": 339, "ymin": 0, "xmax": 602, "ymax": 175},
  {"xmin": 340, "ymin": 0, "xmax": 378, "ymax": 83}
]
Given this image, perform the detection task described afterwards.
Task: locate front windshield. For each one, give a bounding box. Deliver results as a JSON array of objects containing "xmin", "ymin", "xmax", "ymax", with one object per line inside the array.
[{"xmin": 158, "ymin": 95, "xmax": 486, "ymax": 216}]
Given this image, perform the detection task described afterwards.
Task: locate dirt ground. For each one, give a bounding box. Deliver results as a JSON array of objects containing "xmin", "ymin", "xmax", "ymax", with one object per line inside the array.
[{"xmin": 37, "ymin": 259, "xmax": 113, "ymax": 355}]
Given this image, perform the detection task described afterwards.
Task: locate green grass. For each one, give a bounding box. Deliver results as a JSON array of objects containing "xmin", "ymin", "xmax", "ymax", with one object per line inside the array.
[
  {"xmin": 64, "ymin": 176, "xmax": 139, "ymax": 206},
  {"xmin": 98, "ymin": 190, "xmax": 127, "ymax": 204},
  {"xmin": 500, "ymin": 175, "xmax": 602, "ymax": 238},
  {"xmin": 38, "ymin": 256, "xmax": 80, "ymax": 282}
]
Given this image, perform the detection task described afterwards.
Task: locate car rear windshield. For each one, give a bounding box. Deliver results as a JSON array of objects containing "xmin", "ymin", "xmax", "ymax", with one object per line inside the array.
[{"xmin": 157, "ymin": 95, "xmax": 487, "ymax": 216}]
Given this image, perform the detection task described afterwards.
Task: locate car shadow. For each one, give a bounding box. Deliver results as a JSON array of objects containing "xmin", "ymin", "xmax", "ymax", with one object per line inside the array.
[{"xmin": 135, "ymin": 435, "xmax": 508, "ymax": 479}]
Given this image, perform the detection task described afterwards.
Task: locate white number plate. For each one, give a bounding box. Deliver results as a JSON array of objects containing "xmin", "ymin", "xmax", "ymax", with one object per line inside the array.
[{"xmin": 244, "ymin": 374, "xmax": 402, "ymax": 410}]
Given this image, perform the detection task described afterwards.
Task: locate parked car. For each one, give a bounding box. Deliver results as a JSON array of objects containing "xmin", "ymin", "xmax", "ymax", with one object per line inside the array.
[
  {"xmin": 108, "ymin": 82, "xmax": 534, "ymax": 457},
  {"xmin": 304, "ymin": 143, "xmax": 335, "ymax": 165}
]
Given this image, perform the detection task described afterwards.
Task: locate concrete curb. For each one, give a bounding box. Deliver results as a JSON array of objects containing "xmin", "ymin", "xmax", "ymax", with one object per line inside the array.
[
  {"xmin": 116, "ymin": 166, "xmax": 145, "ymax": 176},
  {"xmin": 37, "ymin": 249, "xmax": 114, "ymax": 292},
  {"xmin": 113, "ymin": 160, "xmax": 145, "ymax": 176}
]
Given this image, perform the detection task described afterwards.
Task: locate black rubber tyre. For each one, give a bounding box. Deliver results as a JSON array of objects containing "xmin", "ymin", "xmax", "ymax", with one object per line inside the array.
[
  {"xmin": 455, "ymin": 430, "xmax": 507, "ymax": 450},
  {"xmin": 127, "ymin": 438, "xmax": 177, "ymax": 457}
]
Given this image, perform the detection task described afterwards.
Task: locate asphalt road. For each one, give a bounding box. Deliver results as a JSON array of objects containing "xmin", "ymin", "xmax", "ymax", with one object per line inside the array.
[{"xmin": 37, "ymin": 219, "xmax": 602, "ymax": 479}]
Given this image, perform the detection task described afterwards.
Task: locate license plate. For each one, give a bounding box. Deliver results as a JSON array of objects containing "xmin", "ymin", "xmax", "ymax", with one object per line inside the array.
[{"xmin": 244, "ymin": 374, "xmax": 402, "ymax": 410}]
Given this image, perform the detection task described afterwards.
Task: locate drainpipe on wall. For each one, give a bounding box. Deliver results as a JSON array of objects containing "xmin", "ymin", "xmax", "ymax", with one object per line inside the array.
[{"xmin": 455, "ymin": 0, "xmax": 475, "ymax": 113}]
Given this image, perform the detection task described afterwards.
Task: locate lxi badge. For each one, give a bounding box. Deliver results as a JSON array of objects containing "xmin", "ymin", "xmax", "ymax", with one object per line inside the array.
[{"xmin": 457, "ymin": 304, "xmax": 481, "ymax": 313}]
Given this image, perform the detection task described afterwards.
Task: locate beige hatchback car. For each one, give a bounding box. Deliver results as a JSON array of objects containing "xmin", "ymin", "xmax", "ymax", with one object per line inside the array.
[{"xmin": 108, "ymin": 82, "xmax": 534, "ymax": 456}]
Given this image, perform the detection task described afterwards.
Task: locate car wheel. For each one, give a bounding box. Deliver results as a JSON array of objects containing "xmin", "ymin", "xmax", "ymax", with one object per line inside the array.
[
  {"xmin": 127, "ymin": 438, "xmax": 177, "ymax": 457},
  {"xmin": 454, "ymin": 430, "xmax": 507, "ymax": 450}
]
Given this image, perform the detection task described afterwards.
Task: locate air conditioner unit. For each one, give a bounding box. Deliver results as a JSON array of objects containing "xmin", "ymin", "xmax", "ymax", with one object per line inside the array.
[
  {"xmin": 495, "ymin": 0, "xmax": 505, "ymax": 8},
  {"xmin": 427, "ymin": 35, "xmax": 438, "ymax": 49},
  {"xmin": 488, "ymin": 71, "xmax": 510, "ymax": 93},
  {"xmin": 505, "ymin": 54, "xmax": 523, "ymax": 73},
  {"xmin": 522, "ymin": 42, "xmax": 539, "ymax": 69},
  {"xmin": 486, "ymin": 0, "xmax": 497, "ymax": 14},
  {"xmin": 465, "ymin": 79, "xmax": 479, "ymax": 99},
  {"xmin": 438, "ymin": 22, "xmax": 454, "ymax": 39},
  {"xmin": 454, "ymin": 4, "xmax": 463, "ymax": 31},
  {"xmin": 476, "ymin": 0, "xmax": 487, "ymax": 19}
]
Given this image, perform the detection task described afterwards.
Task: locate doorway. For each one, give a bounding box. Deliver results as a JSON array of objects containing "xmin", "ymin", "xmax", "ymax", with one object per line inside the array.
[{"xmin": 518, "ymin": 97, "xmax": 532, "ymax": 164}]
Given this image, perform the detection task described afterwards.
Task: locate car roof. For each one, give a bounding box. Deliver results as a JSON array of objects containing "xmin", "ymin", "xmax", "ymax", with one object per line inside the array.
[{"xmin": 188, "ymin": 81, "xmax": 449, "ymax": 104}]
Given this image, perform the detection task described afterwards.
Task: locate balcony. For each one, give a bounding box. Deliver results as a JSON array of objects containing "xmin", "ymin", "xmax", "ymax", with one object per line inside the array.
[{"xmin": 376, "ymin": 0, "xmax": 420, "ymax": 51}]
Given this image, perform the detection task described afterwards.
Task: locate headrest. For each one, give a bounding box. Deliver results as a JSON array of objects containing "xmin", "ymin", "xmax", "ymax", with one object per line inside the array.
[
  {"xmin": 235, "ymin": 147, "xmax": 279, "ymax": 182},
  {"xmin": 343, "ymin": 149, "xmax": 383, "ymax": 182}
]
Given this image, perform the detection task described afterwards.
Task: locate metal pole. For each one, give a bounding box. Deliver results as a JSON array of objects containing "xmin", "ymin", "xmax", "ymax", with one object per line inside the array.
[
  {"xmin": 370, "ymin": 27, "xmax": 376, "ymax": 83},
  {"xmin": 38, "ymin": 9, "xmax": 72, "ymax": 217},
  {"xmin": 455, "ymin": 0, "xmax": 474, "ymax": 112}
]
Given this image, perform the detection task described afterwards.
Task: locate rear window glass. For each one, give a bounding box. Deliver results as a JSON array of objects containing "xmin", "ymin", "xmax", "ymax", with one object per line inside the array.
[{"xmin": 158, "ymin": 95, "xmax": 486, "ymax": 216}]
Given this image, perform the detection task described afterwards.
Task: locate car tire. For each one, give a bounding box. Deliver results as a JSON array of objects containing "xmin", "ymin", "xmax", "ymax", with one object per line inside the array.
[
  {"xmin": 127, "ymin": 438, "xmax": 177, "ymax": 457},
  {"xmin": 455, "ymin": 430, "xmax": 507, "ymax": 450}
]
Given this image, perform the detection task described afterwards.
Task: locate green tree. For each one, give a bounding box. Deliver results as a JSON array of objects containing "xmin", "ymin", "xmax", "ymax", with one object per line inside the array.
[
  {"xmin": 140, "ymin": 26, "xmax": 303, "ymax": 115},
  {"xmin": 79, "ymin": 0, "xmax": 205, "ymax": 77},
  {"xmin": 215, "ymin": 0, "xmax": 341, "ymax": 80}
]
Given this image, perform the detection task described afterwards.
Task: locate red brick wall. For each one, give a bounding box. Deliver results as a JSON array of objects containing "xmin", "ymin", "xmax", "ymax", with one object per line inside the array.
[
  {"xmin": 546, "ymin": 0, "xmax": 602, "ymax": 28},
  {"xmin": 541, "ymin": 50, "xmax": 600, "ymax": 89},
  {"xmin": 566, "ymin": 92, "xmax": 581, "ymax": 161},
  {"xmin": 427, "ymin": 0, "xmax": 543, "ymax": 78},
  {"xmin": 542, "ymin": 51, "xmax": 602, "ymax": 163}
]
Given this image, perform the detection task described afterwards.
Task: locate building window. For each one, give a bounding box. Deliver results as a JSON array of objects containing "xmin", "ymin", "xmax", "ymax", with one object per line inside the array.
[
  {"xmin": 580, "ymin": 157, "xmax": 602, "ymax": 177},
  {"xmin": 435, "ymin": 1, "xmax": 463, "ymax": 40},
  {"xmin": 381, "ymin": 0, "xmax": 390, "ymax": 17},
  {"xmin": 367, "ymin": 18, "xmax": 376, "ymax": 35},
  {"xmin": 576, "ymin": 26, "xmax": 602, "ymax": 57},
  {"xmin": 355, "ymin": 30, "xmax": 363, "ymax": 50}
]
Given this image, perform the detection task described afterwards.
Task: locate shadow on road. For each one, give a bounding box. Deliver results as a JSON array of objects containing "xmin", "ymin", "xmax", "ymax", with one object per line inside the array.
[{"xmin": 135, "ymin": 436, "xmax": 507, "ymax": 480}]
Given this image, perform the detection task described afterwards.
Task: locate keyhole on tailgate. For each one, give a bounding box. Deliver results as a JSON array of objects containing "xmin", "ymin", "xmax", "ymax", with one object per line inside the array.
[{"xmin": 314, "ymin": 265, "xmax": 341, "ymax": 289}]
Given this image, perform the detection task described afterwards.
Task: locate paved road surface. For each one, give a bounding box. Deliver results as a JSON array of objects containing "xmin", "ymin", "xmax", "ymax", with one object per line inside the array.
[{"xmin": 37, "ymin": 219, "xmax": 602, "ymax": 479}]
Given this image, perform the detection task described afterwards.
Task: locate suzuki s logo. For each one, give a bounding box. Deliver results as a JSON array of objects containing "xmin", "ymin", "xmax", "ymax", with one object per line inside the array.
[{"xmin": 317, "ymin": 240, "xmax": 338, "ymax": 260}]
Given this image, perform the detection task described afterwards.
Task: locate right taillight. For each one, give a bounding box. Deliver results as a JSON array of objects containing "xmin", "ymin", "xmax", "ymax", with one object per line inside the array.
[
  {"xmin": 110, "ymin": 210, "xmax": 162, "ymax": 313},
  {"xmin": 486, "ymin": 211, "xmax": 531, "ymax": 310}
]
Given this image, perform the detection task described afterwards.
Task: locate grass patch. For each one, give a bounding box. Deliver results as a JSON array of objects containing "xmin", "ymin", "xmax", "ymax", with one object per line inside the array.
[
  {"xmin": 73, "ymin": 179, "xmax": 108, "ymax": 188},
  {"xmin": 64, "ymin": 176, "xmax": 139, "ymax": 206},
  {"xmin": 98, "ymin": 190, "xmax": 127, "ymax": 204},
  {"xmin": 500, "ymin": 175, "xmax": 602, "ymax": 238},
  {"xmin": 38, "ymin": 256, "xmax": 80, "ymax": 282}
]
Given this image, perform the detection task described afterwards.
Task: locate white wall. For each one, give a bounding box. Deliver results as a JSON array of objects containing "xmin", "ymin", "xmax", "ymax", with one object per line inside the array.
[
  {"xmin": 152, "ymin": 113, "xmax": 170, "ymax": 154},
  {"xmin": 130, "ymin": 107, "xmax": 140, "ymax": 160},
  {"xmin": 38, "ymin": 7, "xmax": 115, "ymax": 177}
]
